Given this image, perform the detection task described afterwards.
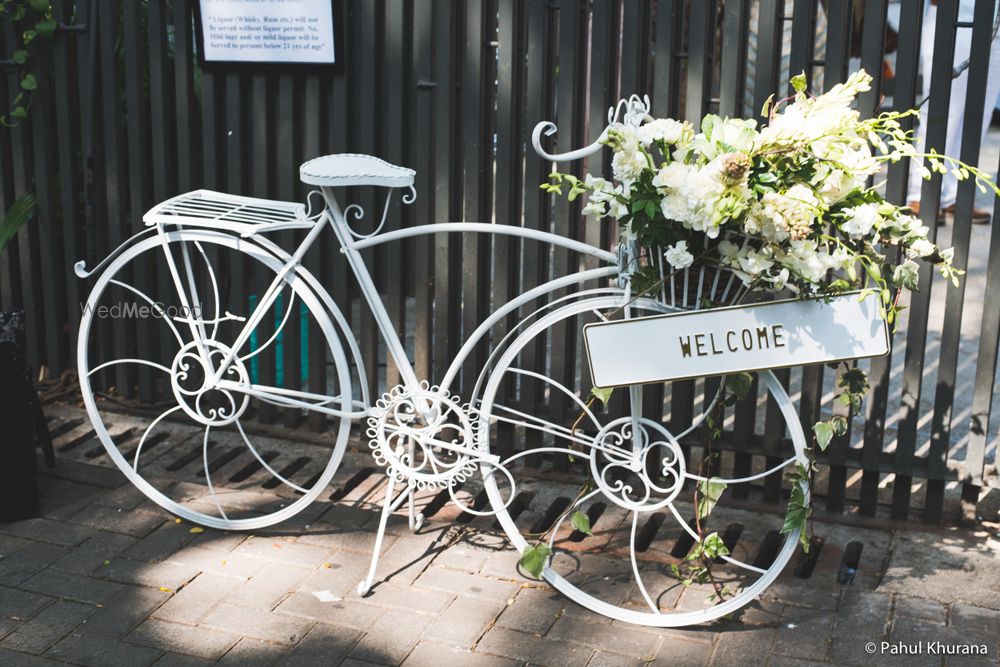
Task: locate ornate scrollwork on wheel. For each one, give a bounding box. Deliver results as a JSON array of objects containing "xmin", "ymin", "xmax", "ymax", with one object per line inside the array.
[
  {"xmin": 589, "ymin": 417, "xmax": 686, "ymax": 512},
  {"xmin": 170, "ymin": 340, "xmax": 250, "ymax": 427},
  {"xmin": 366, "ymin": 382, "xmax": 480, "ymax": 491}
]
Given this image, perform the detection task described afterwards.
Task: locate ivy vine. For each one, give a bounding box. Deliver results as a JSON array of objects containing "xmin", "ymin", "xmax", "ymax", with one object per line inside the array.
[{"xmin": 1, "ymin": 0, "xmax": 58, "ymax": 126}]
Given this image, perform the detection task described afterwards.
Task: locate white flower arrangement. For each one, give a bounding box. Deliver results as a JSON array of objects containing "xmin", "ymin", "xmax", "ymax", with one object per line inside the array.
[
  {"xmin": 540, "ymin": 70, "xmax": 1000, "ymax": 557},
  {"xmin": 543, "ymin": 70, "xmax": 998, "ymax": 327}
]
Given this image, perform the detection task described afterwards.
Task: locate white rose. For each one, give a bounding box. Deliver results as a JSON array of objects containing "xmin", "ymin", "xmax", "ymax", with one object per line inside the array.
[
  {"xmin": 664, "ymin": 241, "xmax": 695, "ymax": 270},
  {"xmin": 637, "ymin": 118, "xmax": 686, "ymax": 146}
]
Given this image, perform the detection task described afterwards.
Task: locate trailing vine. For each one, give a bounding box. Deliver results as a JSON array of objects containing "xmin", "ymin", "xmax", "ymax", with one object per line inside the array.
[{"xmin": 0, "ymin": 0, "xmax": 58, "ymax": 126}]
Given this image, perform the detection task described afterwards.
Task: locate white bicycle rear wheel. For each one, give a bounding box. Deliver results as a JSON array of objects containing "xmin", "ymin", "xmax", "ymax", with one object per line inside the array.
[{"xmin": 77, "ymin": 229, "xmax": 353, "ymax": 530}]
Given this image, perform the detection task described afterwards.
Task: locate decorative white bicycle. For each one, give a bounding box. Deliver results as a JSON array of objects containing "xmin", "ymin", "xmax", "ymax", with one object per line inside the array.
[{"xmin": 76, "ymin": 98, "xmax": 808, "ymax": 627}]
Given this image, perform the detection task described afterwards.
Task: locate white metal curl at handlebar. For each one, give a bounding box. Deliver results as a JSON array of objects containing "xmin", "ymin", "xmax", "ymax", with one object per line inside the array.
[{"xmin": 532, "ymin": 93, "xmax": 653, "ymax": 163}]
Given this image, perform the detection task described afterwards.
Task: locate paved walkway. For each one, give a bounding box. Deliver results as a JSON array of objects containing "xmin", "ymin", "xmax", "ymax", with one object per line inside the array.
[{"xmin": 1, "ymin": 414, "xmax": 999, "ymax": 667}]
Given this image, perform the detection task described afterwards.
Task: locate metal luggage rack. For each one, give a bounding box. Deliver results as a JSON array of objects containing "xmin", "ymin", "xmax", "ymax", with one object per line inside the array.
[{"xmin": 143, "ymin": 189, "xmax": 318, "ymax": 236}]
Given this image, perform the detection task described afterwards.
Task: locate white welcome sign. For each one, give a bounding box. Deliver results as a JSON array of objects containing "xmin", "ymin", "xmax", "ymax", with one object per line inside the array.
[{"xmin": 584, "ymin": 291, "xmax": 889, "ymax": 388}]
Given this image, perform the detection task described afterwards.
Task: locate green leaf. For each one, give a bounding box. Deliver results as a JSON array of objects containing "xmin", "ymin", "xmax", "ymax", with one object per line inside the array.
[
  {"xmin": 20, "ymin": 74, "xmax": 37, "ymax": 91},
  {"xmin": 10, "ymin": 105, "xmax": 27, "ymax": 119},
  {"xmin": 570, "ymin": 510, "xmax": 593, "ymax": 536},
  {"xmin": 0, "ymin": 193, "xmax": 37, "ymax": 254},
  {"xmin": 724, "ymin": 373, "xmax": 753, "ymax": 403},
  {"xmin": 760, "ymin": 93, "xmax": 775, "ymax": 118},
  {"xmin": 790, "ymin": 71, "xmax": 808, "ymax": 94},
  {"xmin": 518, "ymin": 543, "xmax": 552, "ymax": 579},
  {"xmin": 813, "ymin": 421, "xmax": 833, "ymax": 451},
  {"xmin": 29, "ymin": 0, "xmax": 50, "ymax": 12},
  {"xmin": 696, "ymin": 477, "xmax": 727, "ymax": 519},
  {"xmin": 589, "ymin": 386, "xmax": 613, "ymax": 406},
  {"xmin": 35, "ymin": 20, "xmax": 57, "ymax": 37},
  {"xmin": 701, "ymin": 531, "xmax": 730, "ymax": 559},
  {"xmin": 781, "ymin": 502, "xmax": 809, "ymax": 536},
  {"xmin": 12, "ymin": 49, "xmax": 28, "ymax": 65}
]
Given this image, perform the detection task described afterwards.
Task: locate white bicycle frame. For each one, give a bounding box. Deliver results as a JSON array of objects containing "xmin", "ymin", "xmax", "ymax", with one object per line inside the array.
[{"xmin": 191, "ymin": 189, "xmax": 619, "ymax": 420}]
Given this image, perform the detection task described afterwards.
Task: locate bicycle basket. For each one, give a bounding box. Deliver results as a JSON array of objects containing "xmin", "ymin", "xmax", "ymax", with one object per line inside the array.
[{"xmin": 635, "ymin": 232, "xmax": 757, "ymax": 311}]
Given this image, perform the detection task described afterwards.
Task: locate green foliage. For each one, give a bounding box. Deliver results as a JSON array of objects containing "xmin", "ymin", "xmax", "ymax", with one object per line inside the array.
[
  {"xmin": 790, "ymin": 72, "xmax": 808, "ymax": 94},
  {"xmin": 570, "ymin": 510, "xmax": 593, "ymax": 536},
  {"xmin": 589, "ymin": 386, "xmax": 613, "ymax": 406},
  {"xmin": 0, "ymin": 0, "xmax": 57, "ymax": 126},
  {"xmin": 696, "ymin": 478, "xmax": 727, "ymax": 520},
  {"xmin": 723, "ymin": 372, "xmax": 753, "ymax": 406},
  {"xmin": 813, "ymin": 421, "xmax": 833, "ymax": 451},
  {"xmin": 671, "ymin": 532, "xmax": 731, "ymax": 596},
  {"xmin": 781, "ymin": 463, "xmax": 812, "ymax": 552},
  {"xmin": 518, "ymin": 543, "xmax": 552, "ymax": 579},
  {"xmin": 0, "ymin": 192, "xmax": 36, "ymax": 255}
]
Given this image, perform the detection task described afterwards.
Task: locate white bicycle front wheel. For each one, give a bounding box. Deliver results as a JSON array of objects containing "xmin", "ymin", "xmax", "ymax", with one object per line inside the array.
[
  {"xmin": 77, "ymin": 229, "xmax": 354, "ymax": 530},
  {"xmin": 476, "ymin": 293, "xmax": 809, "ymax": 627}
]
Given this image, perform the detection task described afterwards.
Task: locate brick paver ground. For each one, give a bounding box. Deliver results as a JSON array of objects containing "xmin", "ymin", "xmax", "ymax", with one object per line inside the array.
[{"xmin": 1, "ymin": 412, "xmax": 999, "ymax": 667}]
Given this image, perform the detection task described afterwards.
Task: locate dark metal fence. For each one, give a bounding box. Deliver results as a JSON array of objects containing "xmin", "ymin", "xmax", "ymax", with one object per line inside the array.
[{"xmin": 1, "ymin": 0, "xmax": 998, "ymax": 524}]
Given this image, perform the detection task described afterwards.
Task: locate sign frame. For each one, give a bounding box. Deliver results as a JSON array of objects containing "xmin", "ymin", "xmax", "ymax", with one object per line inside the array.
[
  {"xmin": 194, "ymin": 0, "xmax": 344, "ymax": 71},
  {"xmin": 583, "ymin": 291, "xmax": 891, "ymax": 388}
]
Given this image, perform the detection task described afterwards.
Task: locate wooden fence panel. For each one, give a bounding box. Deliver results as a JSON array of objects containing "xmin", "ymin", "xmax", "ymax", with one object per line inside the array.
[{"xmin": 0, "ymin": 0, "xmax": 996, "ymax": 524}]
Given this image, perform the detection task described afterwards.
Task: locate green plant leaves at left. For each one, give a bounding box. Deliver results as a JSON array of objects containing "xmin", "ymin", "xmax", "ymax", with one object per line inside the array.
[
  {"xmin": 35, "ymin": 20, "xmax": 57, "ymax": 38},
  {"xmin": 570, "ymin": 510, "xmax": 593, "ymax": 536},
  {"xmin": 12, "ymin": 50, "xmax": 28, "ymax": 65},
  {"xmin": 518, "ymin": 543, "xmax": 552, "ymax": 579},
  {"xmin": 696, "ymin": 477, "xmax": 727, "ymax": 520},
  {"xmin": 20, "ymin": 74, "xmax": 37, "ymax": 91},
  {"xmin": 0, "ymin": 193, "xmax": 37, "ymax": 254}
]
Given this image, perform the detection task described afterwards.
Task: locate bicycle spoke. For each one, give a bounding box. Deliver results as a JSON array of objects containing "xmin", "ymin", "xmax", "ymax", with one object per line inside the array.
[
  {"xmin": 665, "ymin": 501, "xmax": 766, "ymax": 575},
  {"xmin": 490, "ymin": 404, "xmax": 596, "ymax": 448},
  {"xmin": 132, "ymin": 405, "xmax": 183, "ymax": 472},
  {"xmin": 193, "ymin": 241, "xmax": 221, "ymax": 340},
  {"xmin": 87, "ymin": 358, "xmax": 172, "ymax": 377},
  {"xmin": 685, "ymin": 456, "xmax": 799, "ymax": 485},
  {"xmin": 239, "ymin": 288, "xmax": 296, "ymax": 362},
  {"xmin": 630, "ymin": 511, "xmax": 661, "ymax": 614},
  {"xmin": 234, "ymin": 419, "xmax": 308, "ymax": 493},
  {"xmin": 201, "ymin": 425, "xmax": 229, "ymax": 522},
  {"xmin": 506, "ymin": 367, "xmax": 602, "ymax": 430},
  {"xmin": 108, "ymin": 279, "xmax": 185, "ymax": 346},
  {"xmin": 546, "ymin": 487, "xmax": 604, "ymax": 550}
]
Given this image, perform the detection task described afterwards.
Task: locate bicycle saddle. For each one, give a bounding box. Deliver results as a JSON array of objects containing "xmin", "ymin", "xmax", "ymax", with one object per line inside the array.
[{"xmin": 299, "ymin": 153, "xmax": 415, "ymax": 188}]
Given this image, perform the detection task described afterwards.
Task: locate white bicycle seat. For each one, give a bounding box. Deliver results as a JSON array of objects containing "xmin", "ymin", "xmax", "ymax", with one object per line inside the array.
[{"xmin": 299, "ymin": 153, "xmax": 415, "ymax": 188}]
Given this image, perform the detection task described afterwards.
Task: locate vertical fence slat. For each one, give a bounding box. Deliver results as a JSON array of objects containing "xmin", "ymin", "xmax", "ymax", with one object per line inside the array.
[
  {"xmin": 968, "ymin": 151, "xmax": 1000, "ymax": 497},
  {"xmin": 652, "ymin": 0, "xmax": 681, "ymax": 119},
  {"xmin": 28, "ymin": 33, "xmax": 62, "ymax": 375},
  {"xmin": 927, "ymin": 0, "xmax": 996, "ymax": 523},
  {"xmin": 892, "ymin": 0, "xmax": 958, "ymax": 519},
  {"xmin": 492, "ymin": 0, "xmax": 526, "ymax": 460},
  {"xmin": 684, "ymin": 0, "xmax": 714, "ymax": 123},
  {"xmin": 174, "ymin": 0, "xmax": 198, "ymax": 192},
  {"xmin": 411, "ymin": 0, "xmax": 435, "ymax": 382},
  {"xmin": 430, "ymin": 0, "xmax": 455, "ymax": 386},
  {"xmin": 718, "ymin": 0, "xmax": 749, "ymax": 118}
]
